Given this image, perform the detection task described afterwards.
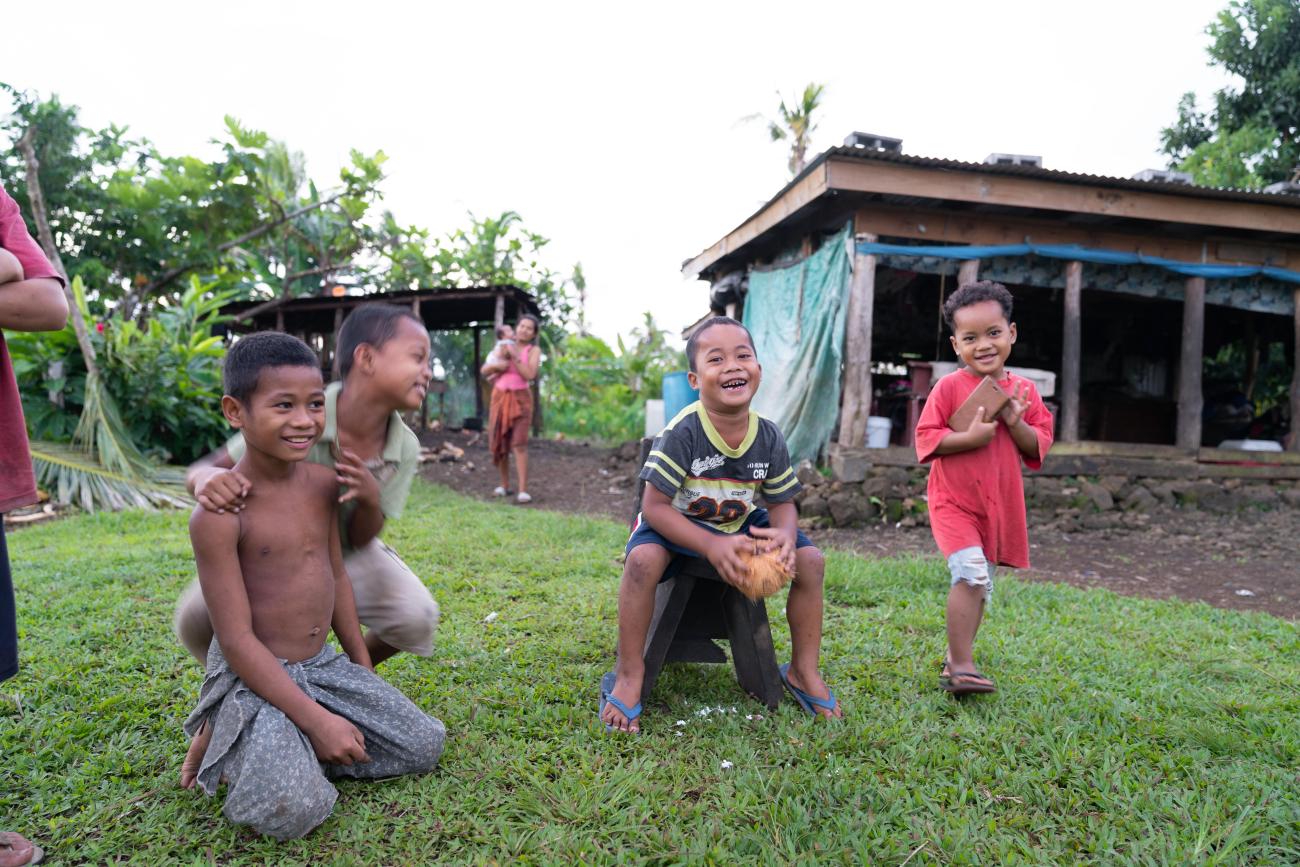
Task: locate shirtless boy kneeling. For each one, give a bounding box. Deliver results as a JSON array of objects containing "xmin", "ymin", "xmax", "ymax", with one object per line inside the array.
[{"xmin": 180, "ymin": 332, "xmax": 444, "ymax": 840}]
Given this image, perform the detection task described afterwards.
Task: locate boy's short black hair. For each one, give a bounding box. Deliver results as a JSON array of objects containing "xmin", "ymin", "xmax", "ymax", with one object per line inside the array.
[
  {"xmin": 224, "ymin": 331, "xmax": 320, "ymax": 404},
  {"xmin": 685, "ymin": 316, "xmax": 756, "ymax": 372},
  {"xmin": 943, "ymin": 281, "xmax": 1015, "ymax": 331},
  {"xmin": 335, "ymin": 303, "xmax": 424, "ymax": 379}
]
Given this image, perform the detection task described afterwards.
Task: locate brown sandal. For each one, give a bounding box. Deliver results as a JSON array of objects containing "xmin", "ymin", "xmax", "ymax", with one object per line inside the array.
[{"xmin": 939, "ymin": 667, "xmax": 997, "ymax": 695}]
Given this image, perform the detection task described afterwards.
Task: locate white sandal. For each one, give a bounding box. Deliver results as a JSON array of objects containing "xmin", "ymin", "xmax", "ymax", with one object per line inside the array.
[
  {"xmin": 493, "ymin": 486, "xmax": 508, "ymax": 497},
  {"xmin": 516, "ymin": 491, "xmax": 532, "ymax": 504}
]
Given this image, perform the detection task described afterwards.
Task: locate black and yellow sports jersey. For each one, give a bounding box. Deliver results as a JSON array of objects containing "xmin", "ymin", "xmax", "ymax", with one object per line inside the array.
[{"xmin": 638, "ymin": 401, "xmax": 802, "ymax": 533}]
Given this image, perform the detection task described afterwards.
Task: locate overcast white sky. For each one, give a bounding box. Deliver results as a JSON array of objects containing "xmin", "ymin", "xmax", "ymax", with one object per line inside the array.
[{"xmin": 6, "ymin": 0, "xmax": 1231, "ymax": 346}]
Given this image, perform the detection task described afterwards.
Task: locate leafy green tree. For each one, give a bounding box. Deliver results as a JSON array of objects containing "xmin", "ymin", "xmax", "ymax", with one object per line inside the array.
[
  {"xmin": 1160, "ymin": 0, "xmax": 1300, "ymax": 188},
  {"xmin": 0, "ymin": 88, "xmax": 390, "ymax": 317},
  {"xmin": 747, "ymin": 83, "xmax": 826, "ymax": 176}
]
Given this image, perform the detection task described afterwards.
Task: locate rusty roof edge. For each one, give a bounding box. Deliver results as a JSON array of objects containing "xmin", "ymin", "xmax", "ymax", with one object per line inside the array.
[
  {"xmin": 682, "ymin": 146, "xmax": 1300, "ymax": 280},
  {"xmin": 680, "ymin": 152, "xmax": 836, "ymax": 280}
]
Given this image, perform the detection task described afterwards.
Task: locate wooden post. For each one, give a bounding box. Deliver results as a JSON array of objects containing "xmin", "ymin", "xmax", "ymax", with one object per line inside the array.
[
  {"xmin": 958, "ymin": 259, "xmax": 980, "ymax": 286},
  {"xmin": 1291, "ymin": 288, "xmax": 1300, "ymax": 452},
  {"xmin": 1060, "ymin": 260, "xmax": 1082, "ymax": 442},
  {"xmin": 494, "ymin": 292, "xmax": 505, "ymax": 329},
  {"xmin": 837, "ymin": 232, "xmax": 877, "ymax": 448},
  {"xmin": 1176, "ymin": 276, "xmax": 1206, "ymax": 450},
  {"xmin": 473, "ymin": 326, "xmax": 483, "ymax": 421}
]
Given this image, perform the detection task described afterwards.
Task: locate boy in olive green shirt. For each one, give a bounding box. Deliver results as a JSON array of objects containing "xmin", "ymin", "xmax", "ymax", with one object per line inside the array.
[{"xmin": 175, "ymin": 306, "xmax": 439, "ymax": 667}]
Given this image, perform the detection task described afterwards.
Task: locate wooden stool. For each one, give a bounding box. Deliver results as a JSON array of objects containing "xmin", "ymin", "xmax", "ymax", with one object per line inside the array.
[{"xmin": 627, "ymin": 438, "xmax": 784, "ymax": 710}]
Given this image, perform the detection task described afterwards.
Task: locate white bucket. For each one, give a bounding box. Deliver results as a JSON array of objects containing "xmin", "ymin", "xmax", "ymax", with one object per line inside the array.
[
  {"xmin": 865, "ymin": 416, "xmax": 892, "ymax": 448},
  {"xmin": 644, "ymin": 399, "xmax": 665, "ymax": 437}
]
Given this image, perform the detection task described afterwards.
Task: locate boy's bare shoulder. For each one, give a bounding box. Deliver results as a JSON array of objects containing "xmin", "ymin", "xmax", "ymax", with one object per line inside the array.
[{"xmin": 189, "ymin": 504, "xmax": 241, "ymax": 548}]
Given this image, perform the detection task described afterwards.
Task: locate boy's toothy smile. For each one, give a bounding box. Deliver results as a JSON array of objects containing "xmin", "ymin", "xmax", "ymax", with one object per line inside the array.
[{"xmin": 722, "ymin": 377, "xmax": 748, "ymax": 391}]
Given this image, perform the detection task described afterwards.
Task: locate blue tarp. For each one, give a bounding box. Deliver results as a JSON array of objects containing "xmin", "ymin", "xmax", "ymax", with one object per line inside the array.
[
  {"xmin": 855, "ymin": 241, "xmax": 1300, "ymax": 285},
  {"xmin": 744, "ymin": 225, "xmax": 852, "ymax": 462}
]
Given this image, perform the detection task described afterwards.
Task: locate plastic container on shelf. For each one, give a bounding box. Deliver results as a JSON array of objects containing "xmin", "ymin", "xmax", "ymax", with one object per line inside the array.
[
  {"xmin": 1217, "ymin": 439, "xmax": 1283, "ymax": 452},
  {"xmin": 661, "ymin": 371, "xmax": 699, "ymax": 421},
  {"xmin": 866, "ymin": 416, "xmax": 893, "ymax": 448}
]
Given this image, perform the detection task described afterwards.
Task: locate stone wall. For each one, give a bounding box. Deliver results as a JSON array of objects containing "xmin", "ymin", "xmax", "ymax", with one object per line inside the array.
[{"xmin": 792, "ymin": 460, "xmax": 1300, "ymax": 532}]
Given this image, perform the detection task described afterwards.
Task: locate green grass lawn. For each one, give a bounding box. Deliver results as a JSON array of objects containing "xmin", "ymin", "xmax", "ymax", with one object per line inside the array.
[{"xmin": 2, "ymin": 481, "xmax": 1297, "ymax": 865}]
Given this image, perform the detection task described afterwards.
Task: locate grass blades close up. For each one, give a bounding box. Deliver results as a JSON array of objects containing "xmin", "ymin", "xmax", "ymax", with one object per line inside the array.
[{"xmin": 2, "ymin": 481, "xmax": 1298, "ymax": 864}]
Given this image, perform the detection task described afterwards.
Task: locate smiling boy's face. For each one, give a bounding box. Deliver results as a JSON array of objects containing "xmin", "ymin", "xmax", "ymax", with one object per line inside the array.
[
  {"xmin": 359, "ymin": 316, "xmax": 433, "ymax": 412},
  {"xmin": 222, "ymin": 365, "xmax": 325, "ymax": 462},
  {"xmin": 949, "ymin": 299, "xmax": 1017, "ymax": 379},
  {"xmin": 688, "ymin": 322, "xmax": 761, "ymax": 412}
]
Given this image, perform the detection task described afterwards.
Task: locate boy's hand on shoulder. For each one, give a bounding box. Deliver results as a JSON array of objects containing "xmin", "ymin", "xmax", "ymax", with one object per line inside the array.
[
  {"xmin": 305, "ymin": 710, "xmax": 371, "ymax": 766},
  {"xmin": 0, "ymin": 248, "xmax": 25, "ymax": 284},
  {"xmin": 195, "ymin": 468, "xmax": 252, "ymax": 514},
  {"xmin": 705, "ymin": 533, "xmax": 753, "ymax": 587},
  {"xmin": 335, "ymin": 449, "xmax": 380, "ymax": 507},
  {"xmin": 998, "ymin": 381, "xmax": 1031, "ymax": 429},
  {"xmin": 965, "ymin": 406, "xmax": 998, "ymax": 447},
  {"xmin": 748, "ymin": 525, "xmax": 796, "ymax": 571}
]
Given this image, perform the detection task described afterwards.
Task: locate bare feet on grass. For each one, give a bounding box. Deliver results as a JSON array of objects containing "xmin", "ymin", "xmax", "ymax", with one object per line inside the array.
[{"xmin": 179, "ymin": 719, "xmax": 212, "ymax": 789}]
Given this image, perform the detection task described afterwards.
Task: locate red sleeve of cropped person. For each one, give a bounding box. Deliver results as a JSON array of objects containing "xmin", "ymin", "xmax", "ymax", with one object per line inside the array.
[{"xmin": 0, "ymin": 185, "xmax": 64, "ymax": 511}]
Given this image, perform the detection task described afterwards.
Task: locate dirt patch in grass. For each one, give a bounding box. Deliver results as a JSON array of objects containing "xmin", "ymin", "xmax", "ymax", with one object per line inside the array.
[{"xmin": 418, "ymin": 428, "xmax": 1298, "ymax": 620}]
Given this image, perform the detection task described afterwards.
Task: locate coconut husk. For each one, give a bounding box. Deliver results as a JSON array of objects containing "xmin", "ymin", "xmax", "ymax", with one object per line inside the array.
[{"xmin": 733, "ymin": 538, "xmax": 794, "ymax": 601}]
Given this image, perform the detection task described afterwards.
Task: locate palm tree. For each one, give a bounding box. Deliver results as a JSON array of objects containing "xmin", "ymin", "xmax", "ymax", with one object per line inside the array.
[{"xmin": 763, "ymin": 83, "xmax": 826, "ymax": 176}]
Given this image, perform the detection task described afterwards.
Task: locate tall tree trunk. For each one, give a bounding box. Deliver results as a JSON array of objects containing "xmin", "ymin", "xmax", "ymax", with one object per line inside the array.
[{"xmin": 17, "ymin": 127, "xmax": 100, "ymax": 379}]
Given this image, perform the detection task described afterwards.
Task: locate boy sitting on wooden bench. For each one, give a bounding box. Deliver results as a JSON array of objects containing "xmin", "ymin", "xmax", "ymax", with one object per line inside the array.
[{"xmin": 599, "ymin": 317, "xmax": 842, "ymax": 733}]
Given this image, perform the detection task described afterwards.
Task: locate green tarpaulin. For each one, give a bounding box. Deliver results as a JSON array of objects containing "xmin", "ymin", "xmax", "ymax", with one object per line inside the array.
[{"xmin": 743, "ymin": 225, "xmax": 852, "ymax": 463}]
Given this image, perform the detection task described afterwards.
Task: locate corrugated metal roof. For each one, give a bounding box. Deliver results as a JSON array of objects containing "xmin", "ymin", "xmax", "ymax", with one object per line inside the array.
[{"xmin": 817, "ymin": 146, "xmax": 1300, "ymax": 208}]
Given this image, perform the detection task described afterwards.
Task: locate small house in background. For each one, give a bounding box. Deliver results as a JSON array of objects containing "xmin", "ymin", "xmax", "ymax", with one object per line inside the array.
[
  {"xmin": 221, "ymin": 284, "xmax": 540, "ymax": 430},
  {"xmin": 682, "ymin": 135, "xmax": 1300, "ymax": 480}
]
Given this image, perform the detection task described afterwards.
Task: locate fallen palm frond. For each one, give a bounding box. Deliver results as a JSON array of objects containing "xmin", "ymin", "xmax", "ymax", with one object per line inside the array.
[{"xmin": 29, "ymin": 441, "xmax": 189, "ymax": 513}]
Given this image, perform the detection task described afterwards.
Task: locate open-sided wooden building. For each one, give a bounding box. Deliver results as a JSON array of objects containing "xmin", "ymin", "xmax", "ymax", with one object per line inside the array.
[
  {"xmin": 221, "ymin": 284, "xmax": 539, "ymax": 427},
  {"xmin": 683, "ymin": 137, "xmax": 1300, "ymax": 477}
]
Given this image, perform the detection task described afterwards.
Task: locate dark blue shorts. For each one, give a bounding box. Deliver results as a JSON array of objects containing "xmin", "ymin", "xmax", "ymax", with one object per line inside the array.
[
  {"xmin": 1, "ymin": 520, "xmax": 16, "ymax": 683},
  {"xmin": 626, "ymin": 507, "xmax": 814, "ymax": 583}
]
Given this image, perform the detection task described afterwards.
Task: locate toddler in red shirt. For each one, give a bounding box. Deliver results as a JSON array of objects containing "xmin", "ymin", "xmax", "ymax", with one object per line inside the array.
[{"xmin": 914, "ymin": 281, "xmax": 1054, "ymax": 696}]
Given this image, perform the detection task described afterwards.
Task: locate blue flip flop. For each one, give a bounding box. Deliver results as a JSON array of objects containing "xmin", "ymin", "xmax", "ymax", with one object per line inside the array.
[
  {"xmin": 599, "ymin": 671, "xmax": 642, "ymax": 733},
  {"xmin": 780, "ymin": 663, "xmax": 839, "ymax": 717}
]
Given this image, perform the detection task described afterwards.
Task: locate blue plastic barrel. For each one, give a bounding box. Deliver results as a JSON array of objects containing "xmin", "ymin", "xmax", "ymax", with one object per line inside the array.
[{"xmin": 661, "ymin": 371, "xmax": 699, "ymax": 422}]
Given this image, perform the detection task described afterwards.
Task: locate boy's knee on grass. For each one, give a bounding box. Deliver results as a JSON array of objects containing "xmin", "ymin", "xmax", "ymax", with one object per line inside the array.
[
  {"xmin": 371, "ymin": 597, "xmax": 440, "ymax": 658},
  {"xmin": 173, "ymin": 579, "xmax": 213, "ymax": 664}
]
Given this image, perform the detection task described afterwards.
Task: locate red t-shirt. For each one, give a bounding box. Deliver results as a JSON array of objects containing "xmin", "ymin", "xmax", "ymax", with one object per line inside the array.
[
  {"xmin": 914, "ymin": 368, "xmax": 1055, "ymax": 568},
  {"xmin": 0, "ymin": 185, "xmax": 63, "ymax": 512}
]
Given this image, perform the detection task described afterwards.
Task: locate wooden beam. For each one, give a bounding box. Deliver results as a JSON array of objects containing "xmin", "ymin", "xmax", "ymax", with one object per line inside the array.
[
  {"xmin": 851, "ymin": 202, "xmax": 1300, "ymax": 268},
  {"xmin": 1199, "ymin": 445, "xmax": 1300, "ymax": 465},
  {"xmin": 957, "ymin": 259, "xmax": 979, "ymax": 286},
  {"xmin": 827, "ymin": 158, "xmax": 1300, "ymax": 236},
  {"xmin": 1176, "ymin": 276, "xmax": 1206, "ymax": 450},
  {"xmin": 472, "ymin": 326, "xmax": 483, "ymax": 420},
  {"xmin": 838, "ymin": 233, "xmax": 878, "ymax": 448},
  {"xmin": 494, "ymin": 292, "xmax": 505, "ymax": 328},
  {"xmin": 1292, "ymin": 287, "xmax": 1300, "ymax": 452},
  {"xmin": 681, "ymin": 164, "xmax": 831, "ymax": 279},
  {"xmin": 1060, "ymin": 261, "xmax": 1083, "ymax": 442}
]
